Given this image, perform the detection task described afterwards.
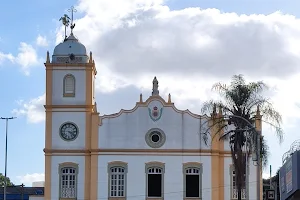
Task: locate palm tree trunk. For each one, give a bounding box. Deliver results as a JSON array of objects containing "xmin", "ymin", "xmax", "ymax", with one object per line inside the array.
[
  {"xmin": 238, "ymin": 189, "xmax": 242, "ymax": 200},
  {"xmin": 231, "ymin": 144, "xmax": 245, "ymax": 200}
]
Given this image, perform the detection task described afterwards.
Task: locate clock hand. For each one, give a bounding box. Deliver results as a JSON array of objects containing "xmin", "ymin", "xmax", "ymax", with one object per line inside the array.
[{"xmin": 68, "ymin": 131, "xmax": 76, "ymax": 135}]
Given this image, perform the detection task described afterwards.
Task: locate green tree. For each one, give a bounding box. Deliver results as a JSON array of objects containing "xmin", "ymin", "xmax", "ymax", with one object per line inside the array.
[
  {"xmin": 201, "ymin": 74, "xmax": 283, "ymax": 200},
  {"xmin": 59, "ymin": 14, "xmax": 71, "ymax": 40},
  {"xmin": 0, "ymin": 173, "xmax": 14, "ymax": 187}
]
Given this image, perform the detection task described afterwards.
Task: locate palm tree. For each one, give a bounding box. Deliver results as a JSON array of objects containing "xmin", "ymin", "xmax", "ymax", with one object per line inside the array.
[
  {"xmin": 59, "ymin": 14, "xmax": 71, "ymax": 40},
  {"xmin": 201, "ymin": 74, "xmax": 283, "ymax": 200}
]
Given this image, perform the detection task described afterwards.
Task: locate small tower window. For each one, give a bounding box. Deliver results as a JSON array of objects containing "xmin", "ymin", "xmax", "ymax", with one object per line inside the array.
[{"xmin": 63, "ymin": 74, "xmax": 75, "ymax": 97}]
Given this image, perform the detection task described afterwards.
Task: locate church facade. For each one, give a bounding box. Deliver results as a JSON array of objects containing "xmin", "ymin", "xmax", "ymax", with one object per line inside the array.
[{"xmin": 41, "ymin": 27, "xmax": 263, "ymax": 200}]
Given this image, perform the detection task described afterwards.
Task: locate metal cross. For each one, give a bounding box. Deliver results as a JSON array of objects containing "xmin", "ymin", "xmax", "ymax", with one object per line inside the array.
[{"xmin": 68, "ymin": 6, "xmax": 77, "ymax": 33}]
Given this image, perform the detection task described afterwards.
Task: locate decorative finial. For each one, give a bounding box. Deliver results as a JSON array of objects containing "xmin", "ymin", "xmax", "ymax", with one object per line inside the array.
[
  {"xmin": 46, "ymin": 51, "xmax": 50, "ymax": 63},
  {"xmin": 89, "ymin": 51, "xmax": 93, "ymax": 63},
  {"xmin": 256, "ymin": 105, "xmax": 260, "ymax": 116},
  {"xmin": 59, "ymin": 14, "xmax": 71, "ymax": 40},
  {"xmin": 168, "ymin": 93, "xmax": 171, "ymax": 103},
  {"xmin": 68, "ymin": 6, "xmax": 77, "ymax": 34},
  {"xmin": 152, "ymin": 76, "xmax": 159, "ymax": 96},
  {"xmin": 94, "ymin": 102, "xmax": 98, "ymax": 113},
  {"xmin": 140, "ymin": 93, "xmax": 143, "ymax": 102}
]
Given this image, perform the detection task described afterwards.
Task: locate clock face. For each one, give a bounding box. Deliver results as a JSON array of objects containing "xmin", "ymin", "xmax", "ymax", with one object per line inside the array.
[{"xmin": 59, "ymin": 122, "xmax": 79, "ymax": 141}]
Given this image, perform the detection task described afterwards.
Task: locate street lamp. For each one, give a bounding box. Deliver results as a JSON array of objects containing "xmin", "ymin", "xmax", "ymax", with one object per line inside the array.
[
  {"xmin": 223, "ymin": 115, "xmax": 261, "ymax": 200},
  {"xmin": 1, "ymin": 117, "xmax": 16, "ymax": 200}
]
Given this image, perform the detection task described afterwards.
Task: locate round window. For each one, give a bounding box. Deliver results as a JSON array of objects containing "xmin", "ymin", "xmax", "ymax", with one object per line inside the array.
[
  {"xmin": 145, "ymin": 128, "xmax": 166, "ymax": 148},
  {"xmin": 151, "ymin": 133, "xmax": 160, "ymax": 143}
]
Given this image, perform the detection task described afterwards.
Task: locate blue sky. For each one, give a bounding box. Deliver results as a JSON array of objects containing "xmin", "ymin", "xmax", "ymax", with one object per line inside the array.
[{"xmin": 1, "ymin": 0, "xmax": 300, "ymax": 186}]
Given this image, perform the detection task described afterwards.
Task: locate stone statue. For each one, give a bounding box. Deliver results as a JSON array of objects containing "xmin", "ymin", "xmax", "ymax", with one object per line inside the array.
[{"xmin": 152, "ymin": 76, "xmax": 159, "ymax": 96}]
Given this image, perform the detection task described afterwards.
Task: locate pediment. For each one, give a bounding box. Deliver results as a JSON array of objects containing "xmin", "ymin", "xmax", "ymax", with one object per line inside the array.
[{"xmin": 99, "ymin": 94, "xmax": 209, "ymax": 125}]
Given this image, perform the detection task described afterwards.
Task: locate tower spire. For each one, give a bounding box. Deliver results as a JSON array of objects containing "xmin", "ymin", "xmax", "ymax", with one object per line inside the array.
[
  {"xmin": 68, "ymin": 6, "xmax": 77, "ymax": 34},
  {"xmin": 152, "ymin": 76, "xmax": 159, "ymax": 96}
]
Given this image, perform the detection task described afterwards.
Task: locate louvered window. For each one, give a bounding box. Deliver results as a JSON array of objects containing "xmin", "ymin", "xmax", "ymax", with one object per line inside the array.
[
  {"xmin": 63, "ymin": 74, "xmax": 75, "ymax": 96},
  {"xmin": 60, "ymin": 167, "xmax": 77, "ymax": 198}
]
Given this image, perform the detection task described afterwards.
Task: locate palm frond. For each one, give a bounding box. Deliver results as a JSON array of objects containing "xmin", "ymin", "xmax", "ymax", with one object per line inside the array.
[{"xmin": 201, "ymin": 74, "xmax": 283, "ymax": 200}]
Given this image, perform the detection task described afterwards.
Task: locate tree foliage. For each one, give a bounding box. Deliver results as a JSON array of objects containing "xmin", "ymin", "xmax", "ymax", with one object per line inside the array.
[
  {"xmin": 0, "ymin": 173, "xmax": 14, "ymax": 187},
  {"xmin": 201, "ymin": 74, "xmax": 283, "ymax": 200}
]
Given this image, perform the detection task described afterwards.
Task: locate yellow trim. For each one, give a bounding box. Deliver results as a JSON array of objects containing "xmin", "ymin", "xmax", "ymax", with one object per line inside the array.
[
  {"xmin": 90, "ymin": 112, "xmax": 99, "ymax": 200},
  {"xmin": 60, "ymin": 198, "xmax": 76, "ymax": 200},
  {"xmin": 210, "ymin": 113, "xmax": 225, "ymax": 200},
  {"xmin": 255, "ymin": 113, "xmax": 263, "ymax": 200},
  {"xmin": 44, "ymin": 148, "xmax": 232, "ymax": 154},
  {"xmin": 108, "ymin": 198, "xmax": 125, "ymax": 200},
  {"xmin": 85, "ymin": 62, "xmax": 98, "ymax": 200},
  {"xmin": 44, "ymin": 105, "xmax": 94, "ymax": 109},
  {"xmin": 44, "ymin": 61, "xmax": 52, "ymax": 200},
  {"xmin": 44, "ymin": 54, "xmax": 99, "ymax": 200},
  {"xmin": 85, "ymin": 112, "xmax": 91, "ymax": 200},
  {"xmin": 63, "ymin": 93, "xmax": 75, "ymax": 97},
  {"xmin": 99, "ymin": 95, "xmax": 210, "ymax": 122},
  {"xmin": 108, "ymin": 161, "xmax": 128, "ymax": 166}
]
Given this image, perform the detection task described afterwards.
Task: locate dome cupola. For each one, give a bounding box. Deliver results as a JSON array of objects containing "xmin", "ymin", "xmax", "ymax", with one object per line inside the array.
[
  {"xmin": 51, "ymin": 8, "xmax": 89, "ymax": 64},
  {"xmin": 52, "ymin": 33, "xmax": 88, "ymax": 63}
]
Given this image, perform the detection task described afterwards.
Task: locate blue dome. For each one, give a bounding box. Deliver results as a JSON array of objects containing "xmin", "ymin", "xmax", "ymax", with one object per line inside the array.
[{"xmin": 53, "ymin": 33, "xmax": 87, "ymax": 56}]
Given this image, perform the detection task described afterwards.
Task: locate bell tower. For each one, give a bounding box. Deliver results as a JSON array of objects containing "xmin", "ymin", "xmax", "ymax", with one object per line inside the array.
[{"xmin": 43, "ymin": 8, "xmax": 98, "ymax": 200}]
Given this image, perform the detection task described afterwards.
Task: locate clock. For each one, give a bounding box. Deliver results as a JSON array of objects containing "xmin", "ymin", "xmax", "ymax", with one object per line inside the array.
[{"xmin": 59, "ymin": 122, "xmax": 79, "ymax": 141}]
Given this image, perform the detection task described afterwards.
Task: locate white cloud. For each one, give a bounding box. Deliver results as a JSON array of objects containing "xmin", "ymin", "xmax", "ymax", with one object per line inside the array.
[
  {"xmin": 21, "ymin": 0, "xmax": 300, "ymax": 129},
  {"xmin": 0, "ymin": 42, "xmax": 41, "ymax": 75},
  {"xmin": 56, "ymin": 0, "xmax": 300, "ymax": 120},
  {"xmin": 17, "ymin": 173, "xmax": 44, "ymax": 187},
  {"xmin": 12, "ymin": 94, "xmax": 45, "ymax": 123},
  {"xmin": 0, "ymin": 52, "xmax": 14, "ymax": 64},
  {"xmin": 16, "ymin": 0, "xmax": 300, "ymax": 177},
  {"xmin": 36, "ymin": 35, "xmax": 49, "ymax": 47},
  {"xmin": 71, "ymin": 4, "xmax": 300, "ymax": 83},
  {"xmin": 14, "ymin": 42, "xmax": 40, "ymax": 75}
]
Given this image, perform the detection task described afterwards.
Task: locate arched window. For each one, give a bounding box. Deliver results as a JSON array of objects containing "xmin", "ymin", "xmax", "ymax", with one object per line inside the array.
[
  {"xmin": 60, "ymin": 165, "xmax": 78, "ymax": 198},
  {"xmin": 108, "ymin": 161, "xmax": 128, "ymax": 199},
  {"xmin": 145, "ymin": 162, "xmax": 165, "ymax": 198},
  {"xmin": 63, "ymin": 74, "xmax": 75, "ymax": 97},
  {"xmin": 230, "ymin": 165, "xmax": 246, "ymax": 199},
  {"xmin": 183, "ymin": 162, "xmax": 202, "ymax": 199}
]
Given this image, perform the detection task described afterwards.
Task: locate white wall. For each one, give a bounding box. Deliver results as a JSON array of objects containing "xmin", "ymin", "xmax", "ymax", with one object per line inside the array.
[
  {"xmin": 224, "ymin": 156, "xmax": 258, "ymax": 200},
  {"xmin": 52, "ymin": 68, "xmax": 86, "ymax": 105},
  {"xmin": 248, "ymin": 157, "xmax": 258, "ymax": 200},
  {"xmin": 32, "ymin": 181, "xmax": 45, "ymax": 187},
  {"xmin": 51, "ymin": 112, "xmax": 86, "ymax": 149},
  {"xmin": 98, "ymin": 155, "xmax": 211, "ymax": 200},
  {"xmin": 29, "ymin": 196, "xmax": 44, "ymax": 200},
  {"xmin": 99, "ymin": 99, "xmax": 210, "ymax": 150},
  {"xmin": 51, "ymin": 156, "xmax": 85, "ymax": 200}
]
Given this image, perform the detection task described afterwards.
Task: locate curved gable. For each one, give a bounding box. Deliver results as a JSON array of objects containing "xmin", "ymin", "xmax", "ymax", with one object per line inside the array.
[{"xmin": 99, "ymin": 94, "xmax": 209, "ymax": 124}]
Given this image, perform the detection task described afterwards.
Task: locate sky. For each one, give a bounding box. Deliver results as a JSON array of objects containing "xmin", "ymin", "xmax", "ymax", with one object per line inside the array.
[{"xmin": 1, "ymin": 0, "xmax": 300, "ymax": 186}]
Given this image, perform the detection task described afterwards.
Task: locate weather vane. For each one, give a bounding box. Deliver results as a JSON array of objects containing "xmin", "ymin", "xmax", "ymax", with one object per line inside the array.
[
  {"xmin": 59, "ymin": 14, "xmax": 70, "ymax": 40},
  {"xmin": 68, "ymin": 6, "xmax": 77, "ymax": 33}
]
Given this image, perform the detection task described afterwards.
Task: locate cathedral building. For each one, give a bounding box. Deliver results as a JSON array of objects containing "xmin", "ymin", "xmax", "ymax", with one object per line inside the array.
[{"xmin": 39, "ymin": 18, "xmax": 262, "ymax": 200}]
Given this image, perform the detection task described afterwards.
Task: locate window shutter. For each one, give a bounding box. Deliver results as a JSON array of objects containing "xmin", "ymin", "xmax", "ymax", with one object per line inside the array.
[{"xmin": 64, "ymin": 76, "xmax": 75, "ymax": 93}]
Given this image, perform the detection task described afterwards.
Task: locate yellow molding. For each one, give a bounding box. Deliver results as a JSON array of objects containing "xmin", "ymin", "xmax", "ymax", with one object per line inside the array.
[
  {"xmin": 44, "ymin": 62, "xmax": 95, "ymax": 67},
  {"xmin": 44, "ymin": 105, "xmax": 94, "ymax": 109},
  {"xmin": 43, "ymin": 148, "xmax": 232, "ymax": 154}
]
